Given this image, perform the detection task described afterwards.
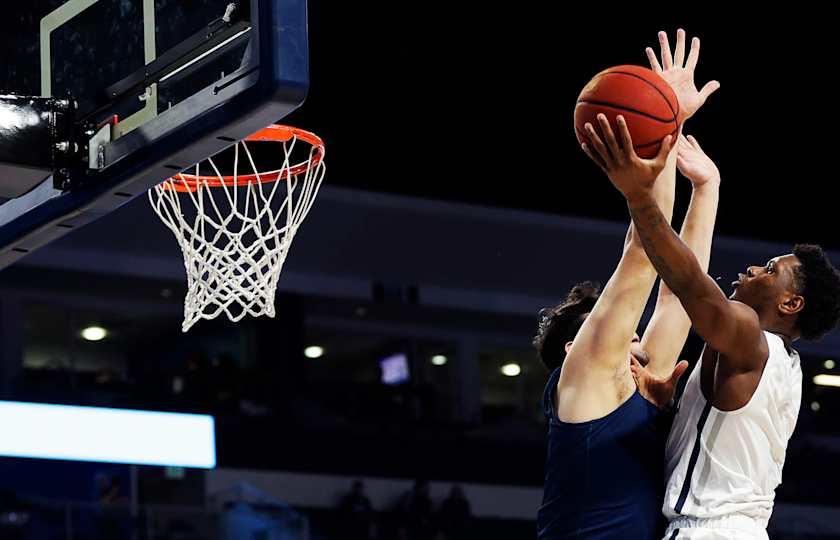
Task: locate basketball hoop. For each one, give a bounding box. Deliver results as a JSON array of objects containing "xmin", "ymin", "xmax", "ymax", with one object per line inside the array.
[{"xmin": 148, "ymin": 125, "xmax": 326, "ymax": 332}]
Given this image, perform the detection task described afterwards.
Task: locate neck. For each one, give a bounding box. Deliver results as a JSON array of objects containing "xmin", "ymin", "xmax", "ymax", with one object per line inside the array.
[
  {"xmin": 762, "ymin": 324, "xmax": 797, "ymax": 350},
  {"xmin": 758, "ymin": 314, "xmax": 797, "ymax": 349}
]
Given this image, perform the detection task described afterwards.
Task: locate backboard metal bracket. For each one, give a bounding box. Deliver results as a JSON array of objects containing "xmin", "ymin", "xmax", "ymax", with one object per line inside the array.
[{"xmin": 0, "ymin": 0, "xmax": 310, "ymax": 270}]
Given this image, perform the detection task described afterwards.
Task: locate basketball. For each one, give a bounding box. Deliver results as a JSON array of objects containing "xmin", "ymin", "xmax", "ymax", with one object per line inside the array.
[{"xmin": 574, "ymin": 65, "xmax": 679, "ymax": 159}]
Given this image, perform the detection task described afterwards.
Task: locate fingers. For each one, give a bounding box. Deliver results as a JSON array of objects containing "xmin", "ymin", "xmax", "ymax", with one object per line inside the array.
[
  {"xmin": 581, "ymin": 142, "xmax": 607, "ymax": 171},
  {"xmin": 670, "ymin": 360, "xmax": 690, "ymax": 383},
  {"xmin": 598, "ymin": 114, "xmax": 623, "ymax": 161},
  {"xmin": 676, "ymin": 154, "xmax": 688, "ymax": 173},
  {"xmin": 615, "ymin": 116, "xmax": 636, "ymax": 157},
  {"xmin": 699, "ymin": 80, "xmax": 721, "ymax": 102},
  {"xmin": 646, "ymin": 47, "xmax": 663, "ymax": 73},
  {"xmin": 674, "ymin": 29, "xmax": 686, "ymax": 67},
  {"xmin": 678, "ymin": 134, "xmax": 702, "ymax": 153},
  {"xmin": 658, "ymin": 31, "xmax": 673, "ymax": 70},
  {"xmin": 676, "ymin": 145, "xmax": 690, "ymax": 162},
  {"xmin": 685, "ymin": 36, "xmax": 701, "ymax": 71},
  {"xmin": 584, "ymin": 122, "xmax": 612, "ymax": 166},
  {"xmin": 653, "ymin": 135, "xmax": 674, "ymax": 165},
  {"xmin": 686, "ymin": 135, "xmax": 702, "ymax": 150}
]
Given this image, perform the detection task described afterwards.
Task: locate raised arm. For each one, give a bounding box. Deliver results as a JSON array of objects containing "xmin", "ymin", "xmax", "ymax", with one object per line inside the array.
[
  {"xmin": 556, "ymin": 30, "xmax": 722, "ymax": 421},
  {"xmin": 627, "ymin": 188, "xmax": 765, "ymax": 368},
  {"xmin": 641, "ymin": 135, "xmax": 720, "ymax": 377},
  {"xmin": 555, "ymin": 115, "xmax": 676, "ymax": 422},
  {"xmin": 636, "ymin": 29, "xmax": 723, "ymax": 378},
  {"xmin": 594, "ymin": 119, "xmax": 766, "ymax": 370},
  {"xmin": 565, "ymin": 131, "xmax": 677, "ymax": 372}
]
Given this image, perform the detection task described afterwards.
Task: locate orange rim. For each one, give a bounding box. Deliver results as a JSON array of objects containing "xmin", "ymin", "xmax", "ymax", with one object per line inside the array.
[{"xmin": 164, "ymin": 125, "xmax": 325, "ymax": 192}]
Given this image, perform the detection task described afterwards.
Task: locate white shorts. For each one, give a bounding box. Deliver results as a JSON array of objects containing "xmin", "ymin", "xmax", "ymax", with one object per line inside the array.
[{"xmin": 664, "ymin": 515, "xmax": 768, "ymax": 540}]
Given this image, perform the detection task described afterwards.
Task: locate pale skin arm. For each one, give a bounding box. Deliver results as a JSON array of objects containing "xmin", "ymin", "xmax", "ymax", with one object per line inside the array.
[
  {"xmin": 555, "ymin": 115, "xmax": 676, "ymax": 423},
  {"xmin": 639, "ymin": 30, "xmax": 723, "ymax": 379},
  {"xmin": 559, "ymin": 30, "xmax": 723, "ymax": 420},
  {"xmin": 641, "ymin": 136, "xmax": 720, "ymax": 378},
  {"xmin": 556, "ymin": 30, "xmax": 722, "ymax": 420}
]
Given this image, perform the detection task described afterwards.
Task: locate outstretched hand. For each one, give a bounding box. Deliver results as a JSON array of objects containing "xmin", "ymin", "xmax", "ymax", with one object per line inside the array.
[{"xmin": 646, "ymin": 29, "xmax": 720, "ymax": 122}]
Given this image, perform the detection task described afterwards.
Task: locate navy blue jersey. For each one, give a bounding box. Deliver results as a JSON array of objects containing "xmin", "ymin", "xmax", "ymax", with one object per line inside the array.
[{"xmin": 538, "ymin": 367, "xmax": 670, "ymax": 539}]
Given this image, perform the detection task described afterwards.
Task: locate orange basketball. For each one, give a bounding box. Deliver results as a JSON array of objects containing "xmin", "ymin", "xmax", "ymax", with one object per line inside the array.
[{"xmin": 574, "ymin": 65, "xmax": 679, "ymax": 159}]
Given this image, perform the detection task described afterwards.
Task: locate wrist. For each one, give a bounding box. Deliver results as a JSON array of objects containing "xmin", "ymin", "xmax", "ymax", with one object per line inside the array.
[
  {"xmin": 624, "ymin": 188, "xmax": 656, "ymax": 207},
  {"xmin": 691, "ymin": 174, "xmax": 721, "ymax": 191}
]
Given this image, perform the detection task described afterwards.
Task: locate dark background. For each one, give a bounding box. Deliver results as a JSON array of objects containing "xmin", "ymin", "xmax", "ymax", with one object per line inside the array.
[
  {"xmin": 1, "ymin": 4, "xmax": 830, "ymax": 249},
  {"xmin": 288, "ymin": 5, "xmax": 834, "ymax": 249}
]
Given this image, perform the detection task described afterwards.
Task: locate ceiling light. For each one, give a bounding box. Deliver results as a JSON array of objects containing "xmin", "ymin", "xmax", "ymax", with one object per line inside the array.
[
  {"xmin": 813, "ymin": 374, "xmax": 840, "ymax": 387},
  {"xmin": 501, "ymin": 363, "xmax": 521, "ymax": 377},
  {"xmin": 431, "ymin": 355, "xmax": 448, "ymax": 366},
  {"xmin": 81, "ymin": 326, "xmax": 107, "ymax": 342}
]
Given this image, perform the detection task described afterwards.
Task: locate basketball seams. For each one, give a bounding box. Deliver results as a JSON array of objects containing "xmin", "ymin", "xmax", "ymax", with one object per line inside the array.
[
  {"xmin": 633, "ymin": 128, "xmax": 678, "ymax": 150},
  {"xmin": 575, "ymin": 67, "xmax": 680, "ymax": 156},
  {"xmin": 595, "ymin": 70, "xmax": 680, "ymax": 120},
  {"xmin": 575, "ymin": 102, "xmax": 677, "ymax": 148},
  {"xmin": 575, "ymin": 99, "xmax": 675, "ymax": 124},
  {"xmin": 575, "ymin": 124, "xmax": 677, "ymax": 152}
]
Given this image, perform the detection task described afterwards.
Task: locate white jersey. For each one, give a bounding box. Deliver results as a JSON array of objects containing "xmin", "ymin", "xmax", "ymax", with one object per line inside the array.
[{"xmin": 662, "ymin": 332, "xmax": 802, "ymax": 537}]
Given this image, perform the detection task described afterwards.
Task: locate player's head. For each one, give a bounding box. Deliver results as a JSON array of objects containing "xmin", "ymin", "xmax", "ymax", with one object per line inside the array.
[
  {"xmin": 731, "ymin": 244, "xmax": 840, "ymax": 341},
  {"xmin": 533, "ymin": 282, "xmax": 647, "ymax": 371},
  {"xmin": 534, "ymin": 282, "xmax": 600, "ymax": 370}
]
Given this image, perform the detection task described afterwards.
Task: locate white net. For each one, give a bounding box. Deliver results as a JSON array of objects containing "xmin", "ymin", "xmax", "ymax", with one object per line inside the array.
[{"xmin": 149, "ymin": 131, "xmax": 325, "ymax": 332}]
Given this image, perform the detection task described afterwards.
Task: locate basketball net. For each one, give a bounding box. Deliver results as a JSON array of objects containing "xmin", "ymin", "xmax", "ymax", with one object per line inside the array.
[{"xmin": 148, "ymin": 125, "xmax": 325, "ymax": 332}]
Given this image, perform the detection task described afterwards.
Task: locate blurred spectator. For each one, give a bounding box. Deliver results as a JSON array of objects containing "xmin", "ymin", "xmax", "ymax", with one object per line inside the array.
[
  {"xmin": 339, "ymin": 479, "xmax": 374, "ymax": 540},
  {"xmin": 180, "ymin": 350, "xmax": 211, "ymax": 408},
  {"xmin": 0, "ymin": 490, "xmax": 31, "ymax": 540},
  {"xmin": 398, "ymin": 479, "xmax": 434, "ymax": 540},
  {"xmin": 437, "ymin": 485, "xmax": 471, "ymax": 539},
  {"xmin": 95, "ymin": 475, "xmax": 128, "ymax": 539},
  {"xmin": 211, "ymin": 352, "xmax": 242, "ymax": 413}
]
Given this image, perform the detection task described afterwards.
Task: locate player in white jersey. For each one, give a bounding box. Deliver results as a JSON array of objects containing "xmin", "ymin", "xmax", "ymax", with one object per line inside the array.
[
  {"xmin": 659, "ymin": 328, "xmax": 802, "ymax": 539},
  {"xmin": 582, "ymin": 110, "xmax": 840, "ymax": 537}
]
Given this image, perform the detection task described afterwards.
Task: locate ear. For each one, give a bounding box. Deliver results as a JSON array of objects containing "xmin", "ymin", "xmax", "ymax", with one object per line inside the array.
[
  {"xmin": 565, "ymin": 341, "xmax": 574, "ymax": 354},
  {"xmin": 780, "ymin": 293, "xmax": 805, "ymax": 316}
]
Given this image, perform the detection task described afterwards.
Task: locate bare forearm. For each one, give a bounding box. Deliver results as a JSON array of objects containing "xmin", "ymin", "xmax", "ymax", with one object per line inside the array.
[
  {"xmin": 642, "ymin": 181, "xmax": 720, "ymax": 375},
  {"xmin": 628, "ymin": 188, "xmax": 756, "ymax": 359},
  {"xmin": 564, "ymin": 141, "xmax": 678, "ymax": 378},
  {"xmin": 679, "ymin": 180, "xmax": 720, "ymax": 272},
  {"xmin": 626, "ymin": 191, "xmax": 705, "ymax": 295},
  {"xmin": 655, "ymin": 180, "xmax": 720, "ymax": 301},
  {"xmin": 628, "ymin": 144, "xmax": 678, "ymax": 247},
  {"xmin": 652, "ymin": 144, "xmax": 678, "ymax": 225}
]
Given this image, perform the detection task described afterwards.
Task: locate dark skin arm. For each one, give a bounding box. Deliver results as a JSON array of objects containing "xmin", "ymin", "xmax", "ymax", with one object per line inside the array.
[
  {"xmin": 625, "ymin": 191, "xmax": 766, "ymax": 370},
  {"xmin": 586, "ymin": 116, "xmax": 768, "ymax": 373}
]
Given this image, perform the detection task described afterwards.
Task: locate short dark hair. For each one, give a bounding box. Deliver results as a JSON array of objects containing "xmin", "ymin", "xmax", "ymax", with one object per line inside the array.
[
  {"xmin": 533, "ymin": 281, "xmax": 601, "ymax": 370},
  {"xmin": 791, "ymin": 244, "xmax": 840, "ymax": 341}
]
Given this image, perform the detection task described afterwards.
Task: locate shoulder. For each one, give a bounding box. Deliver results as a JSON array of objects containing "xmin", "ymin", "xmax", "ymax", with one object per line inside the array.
[
  {"xmin": 722, "ymin": 301, "xmax": 769, "ymax": 370},
  {"xmin": 728, "ymin": 300, "xmax": 762, "ymax": 326}
]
